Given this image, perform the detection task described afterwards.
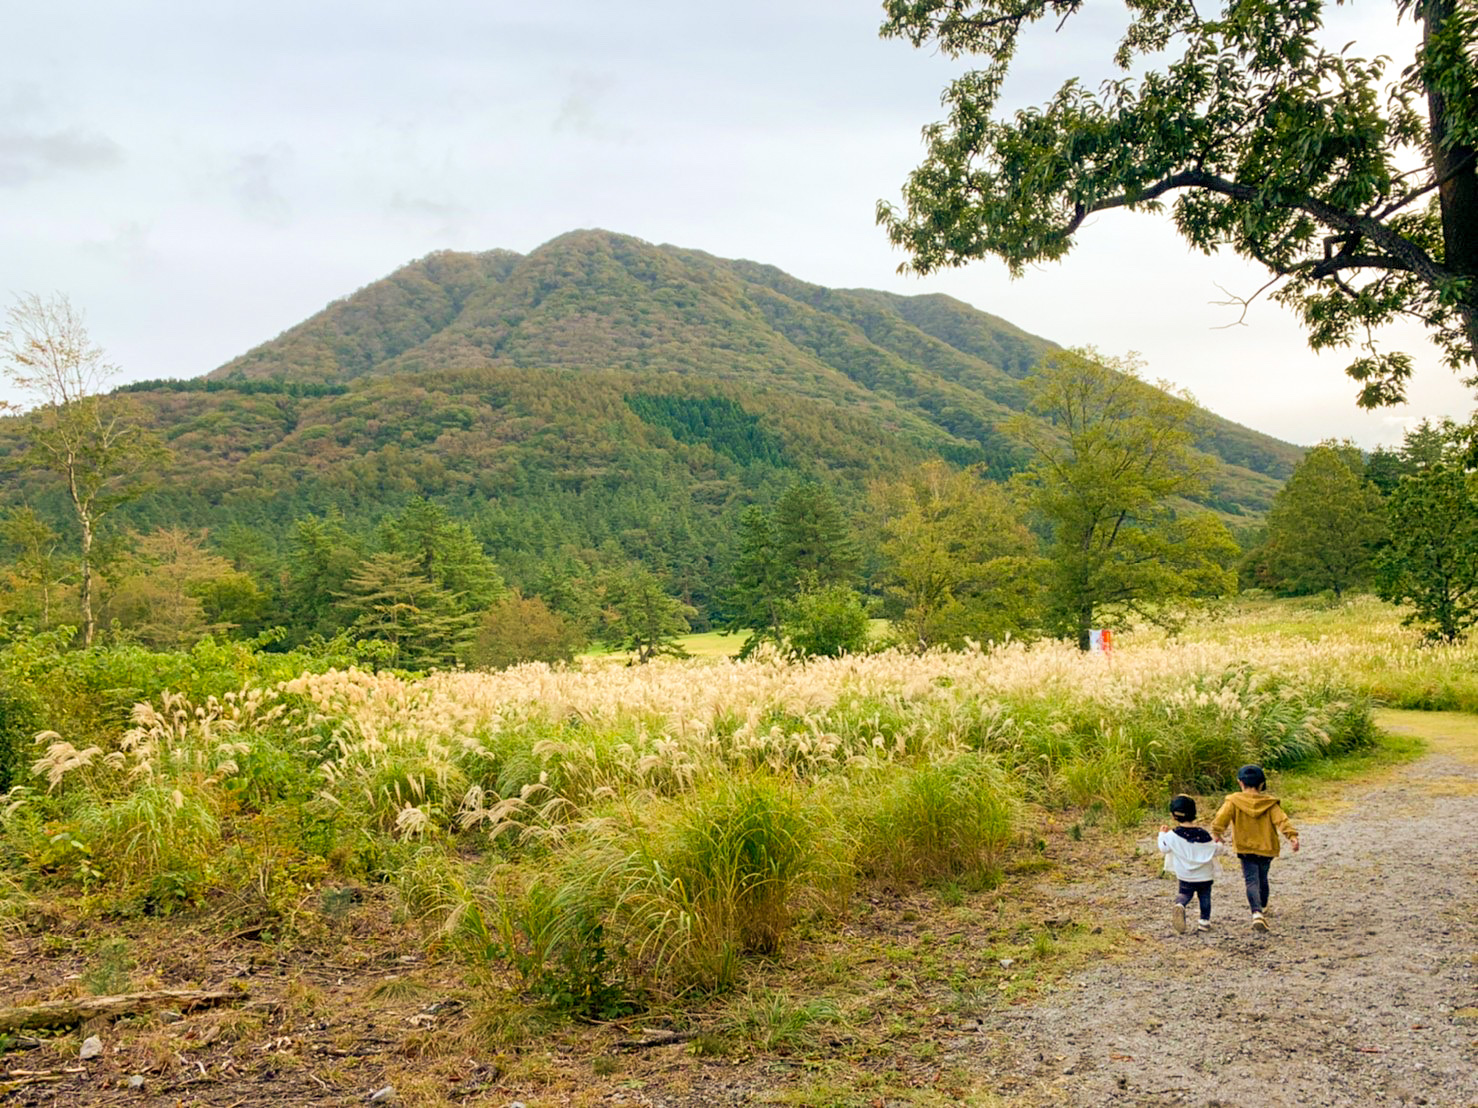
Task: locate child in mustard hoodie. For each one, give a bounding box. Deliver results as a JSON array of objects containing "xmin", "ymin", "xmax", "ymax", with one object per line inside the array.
[{"xmin": 1211, "ymin": 764, "xmax": 1299, "ymax": 931}]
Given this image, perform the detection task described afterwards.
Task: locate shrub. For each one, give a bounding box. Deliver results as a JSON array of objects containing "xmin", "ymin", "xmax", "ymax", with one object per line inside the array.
[
  {"xmin": 466, "ymin": 592, "xmax": 584, "ymax": 670},
  {"xmin": 0, "ymin": 684, "xmax": 41, "ymax": 794},
  {"xmin": 782, "ymin": 585, "xmax": 870, "ymax": 659},
  {"xmin": 859, "ymin": 754, "xmax": 1020, "ymax": 883}
]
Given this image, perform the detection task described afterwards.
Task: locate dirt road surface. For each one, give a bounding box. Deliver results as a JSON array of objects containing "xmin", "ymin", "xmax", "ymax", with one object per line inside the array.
[{"xmin": 962, "ymin": 710, "xmax": 1478, "ymax": 1107}]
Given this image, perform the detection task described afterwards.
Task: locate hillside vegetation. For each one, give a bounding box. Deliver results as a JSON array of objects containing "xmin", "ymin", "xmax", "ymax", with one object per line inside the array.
[{"xmin": 0, "ymin": 234, "xmax": 1294, "ymax": 564}]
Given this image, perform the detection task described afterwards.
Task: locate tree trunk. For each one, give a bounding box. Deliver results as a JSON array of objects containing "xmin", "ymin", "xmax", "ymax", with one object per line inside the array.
[
  {"xmin": 1421, "ymin": 0, "xmax": 1478, "ymax": 363},
  {"xmin": 78, "ymin": 510, "xmax": 94, "ymax": 648}
]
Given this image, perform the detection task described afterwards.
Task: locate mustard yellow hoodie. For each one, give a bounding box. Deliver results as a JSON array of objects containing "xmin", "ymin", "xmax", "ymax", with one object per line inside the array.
[{"xmin": 1210, "ymin": 791, "xmax": 1298, "ymax": 857}]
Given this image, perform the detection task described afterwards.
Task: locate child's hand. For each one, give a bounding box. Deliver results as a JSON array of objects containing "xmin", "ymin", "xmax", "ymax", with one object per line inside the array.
[
  {"xmin": 1291, "ymin": 838, "xmax": 1300, "ymax": 852},
  {"xmin": 1159, "ymin": 824, "xmax": 1169, "ymax": 833}
]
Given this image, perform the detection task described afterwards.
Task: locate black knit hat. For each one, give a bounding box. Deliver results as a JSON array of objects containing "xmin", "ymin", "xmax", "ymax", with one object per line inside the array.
[
  {"xmin": 1237, "ymin": 764, "xmax": 1267, "ymax": 789},
  {"xmin": 1168, "ymin": 794, "xmax": 1197, "ymax": 821}
]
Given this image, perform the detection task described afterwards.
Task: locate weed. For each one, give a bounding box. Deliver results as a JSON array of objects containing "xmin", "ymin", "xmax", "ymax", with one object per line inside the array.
[
  {"xmin": 318, "ymin": 884, "xmax": 364, "ymax": 919},
  {"xmin": 1005, "ymin": 857, "xmax": 1052, "ymax": 876},
  {"xmin": 688, "ymin": 1032, "xmax": 728, "ymax": 1057},
  {"xmin": 725, "ymin": 990, "xmax": 844, "ymax": 1054},
  {"xmin": 465, "ymin": 991, "xmax": 548, "ymax": 1048},
  {"xmin": 82, "ymin": 936, "xmax": 133, "ymax": 995},
  {"xmin": 1030, "ymin": 931, "xmax": 1057, "ymax": 960},
  {"xmin": 368, "ymin": 976, "xmax": 432, "ymax": 1002}
]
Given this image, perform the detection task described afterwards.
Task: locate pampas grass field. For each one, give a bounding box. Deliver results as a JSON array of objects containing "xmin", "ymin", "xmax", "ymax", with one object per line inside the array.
[{"xmin": 2, "ymin": 594, "xmax": 1472, "ymax": 1010}]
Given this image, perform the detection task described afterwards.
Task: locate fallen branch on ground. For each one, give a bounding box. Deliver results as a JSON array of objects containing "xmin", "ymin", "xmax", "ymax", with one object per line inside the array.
[
  {"xmin": 0, "ymin": 989, "xmax": 245, "ymax": 1032},
  {"xmin": 613, "ymin": 1029, "xmax": 698, "ymax": 1051},
  {"xmin": 0, "ymin": 1074, "xmax": 64, "ymax": 1095}
]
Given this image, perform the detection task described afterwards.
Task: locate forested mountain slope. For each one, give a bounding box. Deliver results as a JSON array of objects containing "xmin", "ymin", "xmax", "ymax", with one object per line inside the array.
[
  {"xmin": 1, "ymin": 230, "xmax": 1299, "ymax": 613},
  {"xmin": 205, "ymin": 230, "xmax": 1297, "ymax": 482}
]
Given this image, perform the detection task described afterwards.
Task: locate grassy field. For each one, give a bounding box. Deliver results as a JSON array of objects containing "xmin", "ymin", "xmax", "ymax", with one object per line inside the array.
[{"xmin": 1, "ymin": 594, "xmax": 1475, "ymax": 1105}]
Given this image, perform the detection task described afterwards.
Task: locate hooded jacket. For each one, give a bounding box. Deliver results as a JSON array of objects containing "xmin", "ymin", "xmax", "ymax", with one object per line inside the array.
[
  {"xmin": 1157, "ymin": 827, "xmax": 1218, "ymax": 882},
  {"xmin": 1211, "ymin": 791, "xmax": 1298, "ymax": 857}
]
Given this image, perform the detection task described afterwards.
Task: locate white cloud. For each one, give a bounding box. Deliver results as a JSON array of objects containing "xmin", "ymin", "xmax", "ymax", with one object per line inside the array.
[
  {"xmin": 227, "ymin": 148, "xmax": 294, "ymax": 226},
  {"xmin": 81, "ymin": 221, "xmax": 158, "ymax": 270},
  {"xmin": 552, "ymin": 72, "xmax": 629, "ymax": 141},
  {"xmin": 388, "ymin": 191, "xmax": 472, "ymax": 239},
  {"xmin": 0, "ymin": 84, "xmax": 121, "ymax": 187}
]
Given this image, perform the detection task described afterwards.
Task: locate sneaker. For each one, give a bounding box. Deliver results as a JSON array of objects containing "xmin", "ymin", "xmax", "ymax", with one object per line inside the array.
[
  {"xmin": 1172, "ymin": 903, "xmax": 1187, "ymax": 933},
  {"xmin": 1196, "ymin": 919, "xmax": 1211, "ymax": 931},
  {"xmin": 1251, "ymin": 912, "xmax": 1268, "ymax": 932}
]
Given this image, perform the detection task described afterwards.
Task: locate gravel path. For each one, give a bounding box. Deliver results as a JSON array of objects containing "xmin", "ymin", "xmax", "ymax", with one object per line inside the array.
[{"xmin": 972, "ymin": 720, "xmax": 1478, "ymax": 1107}]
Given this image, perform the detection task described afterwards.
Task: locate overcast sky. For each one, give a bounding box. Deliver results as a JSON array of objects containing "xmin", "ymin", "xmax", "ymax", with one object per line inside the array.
[{"xmin": 3, "ymin": 0, "xmax": 1472, "ymax": 448}]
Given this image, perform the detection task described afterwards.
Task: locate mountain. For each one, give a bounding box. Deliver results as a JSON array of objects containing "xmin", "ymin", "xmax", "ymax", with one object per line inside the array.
[{"xmin": 2, "ymin": 230, "xmax": 1300, "ymax": 618}]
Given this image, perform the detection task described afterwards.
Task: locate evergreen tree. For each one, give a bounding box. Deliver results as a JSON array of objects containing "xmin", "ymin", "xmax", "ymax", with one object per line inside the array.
[
  {"xmin": 1256, "ymin": 442, "xmax": 1387, "ymax": 598},
  {"xmin": 528, "ymin": 554, "xmax": 604, "ymax": 639},
  {"xmin": 718, "ymin": 506, "xmax": 788, "ymax": 656},
  {"xmin": 773, "ymin": 481, "xmax": 861, "ymax": 591},
  {"xmin": 286, "ymin": 513, "xmax": 364, "ymax": 642},
  {"xmin": 720, "ymin": 480, "xmax": 863, "ymax": 655},
  {"xmin": 600, "ymin": 564, "xmax": 694, "ymax": 664},
  {"xmin": 335, "ymin": 551, "xmax": 473, "ymax": 669},
  {"xmin": 381, "ymin": 499, "xmax": 504, "ymax": 611}
]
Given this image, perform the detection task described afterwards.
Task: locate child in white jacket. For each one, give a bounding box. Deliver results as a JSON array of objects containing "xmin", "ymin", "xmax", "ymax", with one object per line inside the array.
[{"xmin": 1158, "ymin": 794, "xmax": 1218, "ymax": 933}]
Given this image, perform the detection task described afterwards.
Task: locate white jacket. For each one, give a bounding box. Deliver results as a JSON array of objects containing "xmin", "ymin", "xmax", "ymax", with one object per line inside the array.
[{"xmin": 1157, "ymin": 829, "xmax": 1218, "ymax": 883}]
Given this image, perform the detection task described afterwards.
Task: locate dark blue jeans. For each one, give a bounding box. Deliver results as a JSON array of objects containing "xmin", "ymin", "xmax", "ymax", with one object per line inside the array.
[
  {"xmin": 1176, "ymin": 880, "xmax": 1212, "ymax": 921},
  {"xmin": 1238, "ymin": 853, "xmax": 1273, "ymax": 913}
]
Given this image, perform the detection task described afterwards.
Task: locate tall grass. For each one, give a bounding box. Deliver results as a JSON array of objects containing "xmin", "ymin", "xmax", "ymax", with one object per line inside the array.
[
  {"xmin": 858, "ymin": 754, "xmax": 1021, "ymax": 882},
  {"xmin": 10, "ymin": 595, "xmax": 1463, "ymax": 1001}
]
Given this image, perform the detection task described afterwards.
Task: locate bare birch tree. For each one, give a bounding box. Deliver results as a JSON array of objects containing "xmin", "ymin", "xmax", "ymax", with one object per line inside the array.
[{"xmin": 1, "ymin": 294, "xmax": 165, "ymax": 646}]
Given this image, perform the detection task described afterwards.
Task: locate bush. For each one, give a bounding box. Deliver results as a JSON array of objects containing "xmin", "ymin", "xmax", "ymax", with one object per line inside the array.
[
  {"xmin": 782, "ymin": 585, "xmax": 870, "ymax": 659},
  {"xmin": 466, "ymin": 592, "xmax": 584, "ymax": 670},
  {"xmin": 0, "ymin": 685, "xmax": 41, "ymax": 794},
  {"xmin": 860, "ymin": 754, "xmax": 1020, "ymax": 883}
]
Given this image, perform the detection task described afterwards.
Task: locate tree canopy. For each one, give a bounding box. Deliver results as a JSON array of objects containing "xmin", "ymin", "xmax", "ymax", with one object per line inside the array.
[
  {"xmin": 879, "ymin": 0, "xmax": 1478, "ymax": 406},
  {"xmin": 1375, "ymin": 421, "xmax": 1478, "ymax": 641},
  {"xmin": 1255, "ymin": 441, "xmax": 1387, "ymax": 597},
  {"xmin": 1010, "ymin": 349, "xmax": 1238, "ymax": 647},
  {"xmin": 875, "ymin": 460, "xmax": 1041, "ymax": 648}
]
